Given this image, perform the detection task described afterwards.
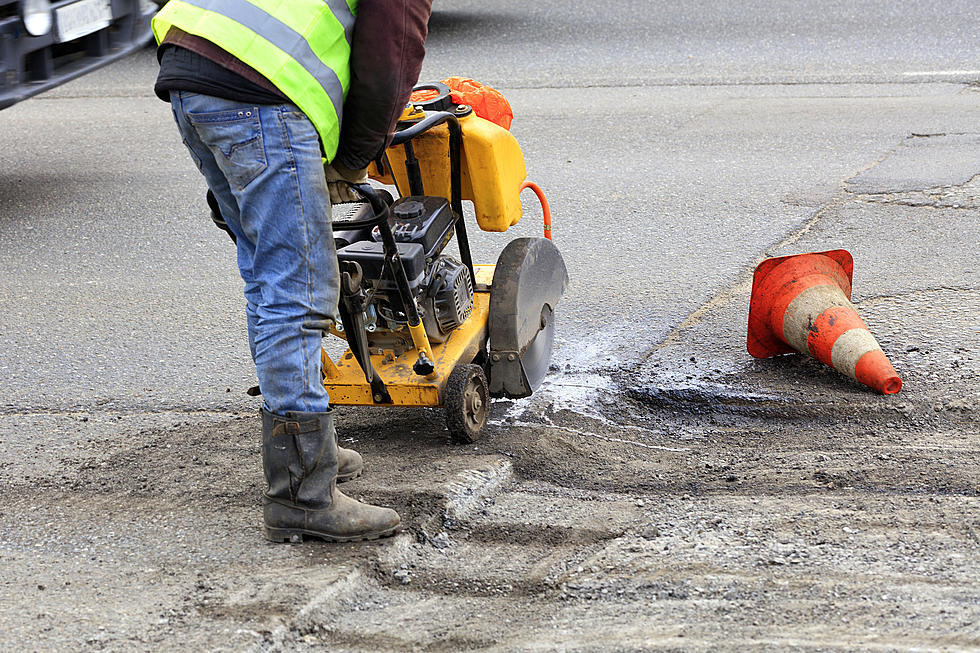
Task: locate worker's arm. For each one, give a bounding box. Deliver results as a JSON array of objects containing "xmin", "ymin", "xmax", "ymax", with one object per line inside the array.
[{"xmin": 333, "ymin": 0, "xmax": 433, "ymax": 171}]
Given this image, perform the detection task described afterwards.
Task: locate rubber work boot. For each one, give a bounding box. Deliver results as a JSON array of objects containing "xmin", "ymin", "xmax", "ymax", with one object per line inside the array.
[
  {"xmin": 261, "ymin": 409, "xmax": 400, "ymax": 542},
  {"xmin": 337, "ymin": 445, "xmax": 363, "ymax": 483},
  {"xmin": 247, "ymin": 388, "xmax": 360, "ymax": 480}
]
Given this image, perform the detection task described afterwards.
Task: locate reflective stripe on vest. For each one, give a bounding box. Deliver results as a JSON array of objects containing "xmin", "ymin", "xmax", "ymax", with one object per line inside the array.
[{"xmin": 153, "ymin": 0, "xmax": 357, "ymax": 158}]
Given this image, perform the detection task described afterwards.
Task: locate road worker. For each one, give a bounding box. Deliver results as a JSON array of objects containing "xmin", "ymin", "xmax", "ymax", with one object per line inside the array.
[{"xmin": 151, "ymin": 0, "xmax": 432, "ymax": 542}]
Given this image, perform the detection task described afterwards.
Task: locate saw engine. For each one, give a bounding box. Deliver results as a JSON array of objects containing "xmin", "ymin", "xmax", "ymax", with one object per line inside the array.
[{"xmin": 335, "ymin": 196, "xmax": 474, "ymax": 347}]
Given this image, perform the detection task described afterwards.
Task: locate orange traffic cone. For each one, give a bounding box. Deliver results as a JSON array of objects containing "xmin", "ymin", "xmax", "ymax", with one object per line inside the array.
[{"xmin": 747, "ymin": 249, "xmax": 902, "ymax": 395}]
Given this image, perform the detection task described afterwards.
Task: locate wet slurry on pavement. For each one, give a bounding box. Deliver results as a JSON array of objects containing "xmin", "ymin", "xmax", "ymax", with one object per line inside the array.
[{"xmin": 1, "ymin": 1, "xmax": 979, "ymax": 650}]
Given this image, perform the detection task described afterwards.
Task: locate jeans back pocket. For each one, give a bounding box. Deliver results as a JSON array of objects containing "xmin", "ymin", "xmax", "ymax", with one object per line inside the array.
[{"xmin": 189, "ymin": 107, "xmax": 269, "ymax": 191}]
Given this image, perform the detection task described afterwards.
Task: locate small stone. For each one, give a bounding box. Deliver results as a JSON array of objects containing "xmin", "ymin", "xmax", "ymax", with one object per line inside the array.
[
  {"xmin": 430, "ymin": 532, "xmax": 451, "ymax": 550},
  {"xmin": 392, "ymin": 569, "xmax": 411, "ymax": 585},
  {"xmin": 640, "ymin": 525, "xmax": 661, "ymax": 539}
]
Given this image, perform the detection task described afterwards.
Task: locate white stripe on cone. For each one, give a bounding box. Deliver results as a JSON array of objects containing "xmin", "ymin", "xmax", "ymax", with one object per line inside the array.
[
  {"xmin": 830, "ymin": 328, "xmax": 883, "ymax": 379},
  {"xmin": 781, "ymin": 284, "xmax": 850, "ymax": 353}
]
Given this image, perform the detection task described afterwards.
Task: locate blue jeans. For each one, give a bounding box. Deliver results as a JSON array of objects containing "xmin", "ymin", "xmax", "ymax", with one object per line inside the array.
[{"xmin": 169, "ymin": 90, "xmax": 337, "ymax": 415}]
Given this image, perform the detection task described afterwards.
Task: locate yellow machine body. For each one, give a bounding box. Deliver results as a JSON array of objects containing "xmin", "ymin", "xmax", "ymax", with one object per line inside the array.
[
  {"xmin": 368, "ymin": 111, "xmax": 527, "ymax": 232},
  {"xmin": 322, "ymin": 265, "xmax": 495, "ymax": 406}
]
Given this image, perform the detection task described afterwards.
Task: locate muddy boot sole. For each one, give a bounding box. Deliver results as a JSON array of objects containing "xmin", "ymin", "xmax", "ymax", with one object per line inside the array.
[
  {"xmin": 264, "ymin": 525, "xmax": 400, "ymax": 543},
  {"xmin": 336, "ymin": 469, "xmax": 362, "ymax": 483}
]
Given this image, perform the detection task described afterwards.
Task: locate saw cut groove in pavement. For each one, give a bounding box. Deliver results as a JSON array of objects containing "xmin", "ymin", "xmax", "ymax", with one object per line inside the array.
[{"xmin": 269, "ymin": 481, "xmax": 980, "ymax": 652}]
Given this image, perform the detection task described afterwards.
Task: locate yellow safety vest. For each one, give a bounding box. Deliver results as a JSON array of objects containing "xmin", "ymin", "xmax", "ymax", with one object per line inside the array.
[{"xmin": 153, "ymin": 0, "xmax": 358, "ymax": 159}]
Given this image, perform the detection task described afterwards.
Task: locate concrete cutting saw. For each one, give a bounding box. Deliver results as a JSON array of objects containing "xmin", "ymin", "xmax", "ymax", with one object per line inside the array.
[{"xmin": 322, "ymin": 82, "xmax": 568, "ymax": 442}]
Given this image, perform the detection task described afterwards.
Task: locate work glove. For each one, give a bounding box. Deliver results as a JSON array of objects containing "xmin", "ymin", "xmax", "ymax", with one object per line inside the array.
[{"xmin": 324, "ymin": 161, "xmax": 369, "ymax": 204}]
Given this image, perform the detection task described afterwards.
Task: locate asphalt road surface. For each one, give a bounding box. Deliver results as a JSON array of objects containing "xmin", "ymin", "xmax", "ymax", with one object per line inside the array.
[{"xmin": 1, "ymin": 1, "xmax": 978, "ymax": 651}]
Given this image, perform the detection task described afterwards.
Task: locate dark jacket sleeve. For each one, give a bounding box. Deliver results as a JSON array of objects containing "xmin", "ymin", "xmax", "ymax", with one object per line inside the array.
[{"xmin": 334, "ymin": 0, "xmax": 432, "ymax": 170}]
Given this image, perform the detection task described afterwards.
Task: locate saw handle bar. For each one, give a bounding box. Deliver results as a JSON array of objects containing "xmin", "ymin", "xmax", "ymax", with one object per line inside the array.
[
  {"xmin": 388, "ymin": 110, "xmax": 473, "ymax": 285},
  {"xmin": 390, "ymin": 110, "xmax": 458, "ymax": 147},
  {"xmin": 389, "ymin": 110, "xmax": 464, "ymax": 218},
  {"xmin": 345, "ymin": 181, "xmax": 439, "ymax": 379},
  {"xmin": 347, "ymin": 183, "xmax": 425, "ymax": 331}
]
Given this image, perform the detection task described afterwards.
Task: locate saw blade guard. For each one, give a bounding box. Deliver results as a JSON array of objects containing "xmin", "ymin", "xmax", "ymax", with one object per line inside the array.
[{"xmin": 488, "ymin": 237, "xmax": 569, "ymax": 398}]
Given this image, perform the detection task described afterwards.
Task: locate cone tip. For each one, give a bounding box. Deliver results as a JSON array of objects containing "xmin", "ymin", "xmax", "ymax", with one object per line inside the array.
[
  {"xmin": 855, "ymin": 349, "xmax": 902, "ymax": 395},
  {"xmin": 881, "ymin": 376, "xmax": 902, "ymax": 395}
]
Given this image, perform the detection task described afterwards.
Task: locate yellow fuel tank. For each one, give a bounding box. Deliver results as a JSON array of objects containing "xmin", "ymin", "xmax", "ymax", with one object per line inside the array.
[{"xmin": 368, "ymin": 111, "xmax": 526, "ymax": 232}]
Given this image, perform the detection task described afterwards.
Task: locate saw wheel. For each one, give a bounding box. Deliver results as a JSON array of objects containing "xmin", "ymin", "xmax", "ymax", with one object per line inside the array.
[
  {"xmin": 488, "ymin": 237, "xmax": 569, "ymax": 398},
  {"xmin": 445, "ymin": 364, "xmax": 490, "ymax": 443}
]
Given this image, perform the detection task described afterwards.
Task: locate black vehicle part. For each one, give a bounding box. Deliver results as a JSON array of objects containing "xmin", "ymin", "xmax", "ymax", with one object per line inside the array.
[
  {"xmin": 206, "ymin": 189, "xmax": 237, "ymax": 244},
  {"xmin": 488, "ymin": 238, "xmax": 569, "ymax": 398},
  {"xmin": 333, "ymin": 227, "xmax": 370, "ymax": 250},
  {"xmin": 419, "ymin": 256, "xmax": 473, "ymax": 343},
  {"xmin": 337, "ymin": 241, "xmax": 426, "ymax": 290},
  {"xmin": 0, "ymin": 0, "xmax": 153, "ymax": 111},
  {"xmin": 337, "ymin": 260, "xmax": 392, "ymax": 404},
  {"xmin": 445, "ymin": 364, "xmax": 489, "ymax": 443},
  {"xmin": 348, "ymin": 183, "xmax": 434, "ymax": 379},
  {"xmin": 413, "ymin": 351, "xmax": 435, "ymax": 376},
  {"xmin": 332, "ymin": 201, "xmax": 377, "ymax": 249},
  {"xmin": 408, "ymin": 82, "xmax": 454, "ymax": 112},
  {"xmin": 375, "ymin": 196, "xmax": 455, "ymax": 259}
]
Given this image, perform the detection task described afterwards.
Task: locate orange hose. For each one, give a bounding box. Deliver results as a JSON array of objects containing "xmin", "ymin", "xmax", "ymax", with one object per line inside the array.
[{"xmin": 520, "ymin": 181, "xmax": 552, "ymax": 240}]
